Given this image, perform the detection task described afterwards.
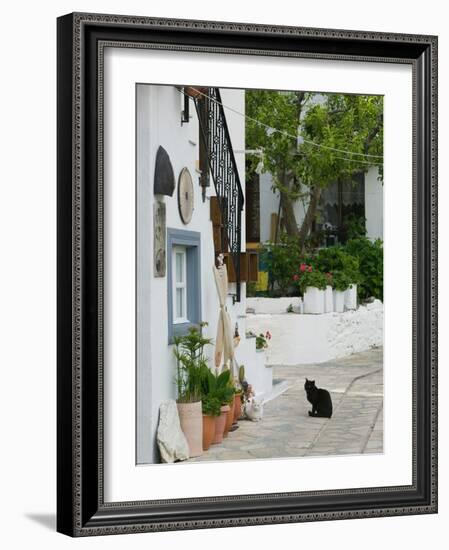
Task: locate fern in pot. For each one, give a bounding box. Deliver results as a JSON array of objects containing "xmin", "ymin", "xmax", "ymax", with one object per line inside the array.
[{"xmin": 174, "ymin": 325, "xmax": 212, "ymax": 457}]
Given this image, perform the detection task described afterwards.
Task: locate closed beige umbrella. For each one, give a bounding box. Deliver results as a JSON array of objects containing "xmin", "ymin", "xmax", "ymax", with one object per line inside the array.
[{"xmin": 213, "ymin": 263, "xmax": 235, "ymax": 373}]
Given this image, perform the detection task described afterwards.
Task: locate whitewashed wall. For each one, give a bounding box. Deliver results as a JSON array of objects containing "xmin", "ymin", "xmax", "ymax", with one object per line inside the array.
[
  {"xmin": 246, "ymin": 300, "xmax": 383, "ymax": 365},
  {"xmin": 136, "ymin": 85, "xmax": 247, "ymax": 463},
  {"xmin": 365, "ymin": 166, "xmax": 384, "ymax": 240}
]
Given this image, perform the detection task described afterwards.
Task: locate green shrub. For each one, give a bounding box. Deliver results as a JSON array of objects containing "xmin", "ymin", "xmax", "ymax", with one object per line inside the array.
[
  {"xmin": 331, "ymin": 270, "xmax": 352, "ymax": 291},
  {"xmin": 260, "ymin": 235, "xmax": 301, "ymax": 295},
  {"xmin": 314, "ymin": 246, "xmax": 360, "ymax": 284},
  {"xmin": 344, "ymin": 238, "xmax": 383, "ymax": 301},
  {"xmin": 342, "ymin": 213, "xmax": 367, "ymax": 241}
]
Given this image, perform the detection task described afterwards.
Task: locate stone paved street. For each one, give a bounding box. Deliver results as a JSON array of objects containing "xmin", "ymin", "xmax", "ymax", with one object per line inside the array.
[{"xmin": 190, "ymin": 347, "xmax": 383, "ymax": 462}]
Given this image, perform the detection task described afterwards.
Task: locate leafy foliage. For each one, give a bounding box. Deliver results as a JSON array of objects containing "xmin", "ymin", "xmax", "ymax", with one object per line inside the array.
[
  {"xmin": 293, "ymin": 268, "xmax": 328, "ymax": 293},
  {"xmin": 246, "ymin": 90, "xmax": 383, "ymax": 245},
  {"xmin": 313, "ymin": 246, "xmax": 360, "ymax": 285},
  {"xmin": 201, "ymin": 368, "xmax": 235, "ymax": 407},
  {"xmin": 260, "ymin": 235, "xmax": 302, "ymax": 295},
  {"xmin": 201, "ymin": 395, "xmax": 222, "ymax": 417},
  {"xmin": 344, "ymin": 238, "xmax": 383, "ymax": 300},
  {"xmin": 331, "ymin": 270, "xmax": 353, "ymax": 292},
  {"xmin": 173, "ymin": 325, "xmax": 212, "ymax": 404},
  {"xmin": 342, "ymin": 213, "xmax": 367, "ymax": 241}
]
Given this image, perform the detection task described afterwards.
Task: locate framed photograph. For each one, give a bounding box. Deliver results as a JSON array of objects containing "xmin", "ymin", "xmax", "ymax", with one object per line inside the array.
[{"xmin": 57, "ymin": 12, "xmax": 437, "ymax": 536}]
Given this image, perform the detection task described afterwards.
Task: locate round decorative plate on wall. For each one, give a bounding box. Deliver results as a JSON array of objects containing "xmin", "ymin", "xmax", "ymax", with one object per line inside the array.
[{"xmin": 177, "ymin": 167, "xmax": 194, "ymax": 224}]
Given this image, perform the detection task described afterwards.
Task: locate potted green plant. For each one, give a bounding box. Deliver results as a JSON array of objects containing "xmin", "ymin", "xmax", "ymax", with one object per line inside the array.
[
  {"xmin": 255, "ymin": 331, "xmax": 271, "ymax": 351},
  {"xmin": 202, "ymin": 369, "xmax": 235, "ymax": 444},
  {"xmin": 233, "ymin": 365, "xmax": 246, "ymax": 422},
  {"xmin": 324, "ymin": 272, "xmax": 334, "ymax": 313},
  {"xmin": 331, "ymin": 270, "xmax": 351, "ymax": 313},
  {"xmin": 316, "ymin": 247, "xmax": 360, "ymax": 311},
  {"xmin": 173, "ymin": 325, "xmax": 212, "ymax": 457},
  {"xmin": 294, "ymin": 263, "xmax": 327, "ymax": 314},
  {"xmin": 200, "ymin": 395, "xmax": 221, "ymax": 451}
]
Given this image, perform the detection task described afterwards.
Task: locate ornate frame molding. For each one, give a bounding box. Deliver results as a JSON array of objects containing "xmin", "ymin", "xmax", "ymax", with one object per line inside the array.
[{"xmin": 57, "ymin": 12, "xmax": 437, "ymax": 537}]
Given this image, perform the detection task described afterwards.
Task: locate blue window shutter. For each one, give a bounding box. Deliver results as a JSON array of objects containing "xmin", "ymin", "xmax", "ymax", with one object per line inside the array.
[{"xmin": 167, "ymin": 228, "xmax": 202, "ymax": 343}]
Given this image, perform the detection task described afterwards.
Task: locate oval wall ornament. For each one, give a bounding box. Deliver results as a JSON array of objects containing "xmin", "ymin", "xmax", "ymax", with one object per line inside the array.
[
  {"xmin": 177, "ymin": 167, "xmax": 194, "ymax": 224},
  {"xmin": 154, "ymin": 146, "xmax": 175, "ymax": 196}
]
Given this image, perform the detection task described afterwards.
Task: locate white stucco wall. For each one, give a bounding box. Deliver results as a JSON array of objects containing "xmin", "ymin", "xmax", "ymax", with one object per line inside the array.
[
  {"xmin": 245, "ymin": 300, "xmax": 383, "ymax": 365},
  {"xmin": 246, "ymin": 296, "xmax": 302, "ymax": 314},
  {"xmin": 136, "ymin": 85, "xmax": 249, "ymax": 464},
  {"xmin": 365, "ymin": 166, "xmax": 384, "ymax": 241}
]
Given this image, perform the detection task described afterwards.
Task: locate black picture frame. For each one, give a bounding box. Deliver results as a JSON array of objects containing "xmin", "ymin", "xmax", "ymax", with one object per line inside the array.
[{"xmin": 57, "ymin": 12, "xmax": 438, "ymax": 536}]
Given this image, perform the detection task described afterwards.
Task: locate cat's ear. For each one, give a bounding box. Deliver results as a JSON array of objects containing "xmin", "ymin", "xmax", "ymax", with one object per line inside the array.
[
  {"xmin": 311, "ymin": 380, "xmax": 315, "ymax": 384},
  {"xmin": 305, "ymin": 378, "xmax": 308, "ymax": 382}
]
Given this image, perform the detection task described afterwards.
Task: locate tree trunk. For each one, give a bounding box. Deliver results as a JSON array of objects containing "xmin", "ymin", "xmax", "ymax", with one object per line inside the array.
[
  {"xmin": 279, "ymin": 191, "xmax": 300, "ymax": 237},
  {"xmin": 298, "ymin": 186, "xmax": 322, "ymax": 251},
  {"xmin": 276, "ymin": 170, "xmax": 300, "ymax": 238}
]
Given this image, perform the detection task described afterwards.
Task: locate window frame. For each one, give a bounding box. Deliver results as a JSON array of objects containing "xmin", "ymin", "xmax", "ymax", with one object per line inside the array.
[
  {"xmin": 166, "ymin": 228, "xmax": 202, "ymax": 343},
  {"xmin": 172, "ymin": 245, "xmax": 188, "ymax": 324}
]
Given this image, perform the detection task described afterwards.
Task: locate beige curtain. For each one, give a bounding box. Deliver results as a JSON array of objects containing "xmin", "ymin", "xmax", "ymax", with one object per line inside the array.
[{"xmin": 213, "ymin": 264, "xmax": 234, "ymax": 372}]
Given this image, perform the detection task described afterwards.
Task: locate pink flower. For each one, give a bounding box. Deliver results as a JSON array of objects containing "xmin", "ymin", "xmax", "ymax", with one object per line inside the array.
[
  {"xmin": 308, "ymin": 266, "xmax": 313, "ymax": 272},
  {"xmin": 293, "ymin": 274, "xmax": 299, "ymax": 281},
  {"xmin": 300, "ymin": 263, "xmax": 307, "ymax": 273},
  {"xmin": 266, "ymin": 331, "xmax": 272, "ymax": 340}
]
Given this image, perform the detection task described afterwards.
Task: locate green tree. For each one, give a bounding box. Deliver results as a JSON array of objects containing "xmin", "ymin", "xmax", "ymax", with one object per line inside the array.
[{"xmin": 245, "ymin": 91, "xmax": 383, "ymax": 250}]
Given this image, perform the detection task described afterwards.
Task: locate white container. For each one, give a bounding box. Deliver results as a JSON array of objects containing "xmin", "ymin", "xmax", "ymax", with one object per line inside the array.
[
  {"xmin": 324, "ymin": 285, "xmax": 333, "ymax": 313},
  {"xmin": 344, "ymin": 284, "xmax": 358, "ymax": 310},
  {"xmin": 303, "ymin": 287, "xmax": 325, "ymax": 314},
  {"xmin": 333, "ymin": 289, "xmax": 345, "ymax": 313}
]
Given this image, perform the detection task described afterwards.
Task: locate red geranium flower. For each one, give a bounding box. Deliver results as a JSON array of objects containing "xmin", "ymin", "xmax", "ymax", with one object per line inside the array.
[
  {"xmin": 308, "ymin": 266, "xmax": 313, "ymax": 272},
  {"xmin": 300, "ymin": 263, "xmax": 307, "ymax": 273},
  {"xmin": 293, "ymin": 274, "xmax": 299, "ymax": 281}
]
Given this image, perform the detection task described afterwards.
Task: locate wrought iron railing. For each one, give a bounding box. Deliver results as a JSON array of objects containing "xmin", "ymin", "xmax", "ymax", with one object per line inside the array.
[{"xmin": 194, "ymin": 88, "xmax": 245, "ymax": 302}]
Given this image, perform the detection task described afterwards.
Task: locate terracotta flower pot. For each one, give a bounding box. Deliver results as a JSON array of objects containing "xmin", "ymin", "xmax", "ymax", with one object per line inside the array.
[
  {"xmin": 202, "ymin": 415, "xmax": 216, "ymax": 451},
  {"xmin": 177, "ymin": 401, "xmax": 203, "ymax": 457},
  {"xmin": 233, "ymin": 394, "xmax": 242, "ymax": 422},
  {"xmin": 212, "ymin": 405, "xmax": 229, "ymax": 445},
  {"xmin": 223, "ymin": 398, "xmax": 235, "ymax": 438}
]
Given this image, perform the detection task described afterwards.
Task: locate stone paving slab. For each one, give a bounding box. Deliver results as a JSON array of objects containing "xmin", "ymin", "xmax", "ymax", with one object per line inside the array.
[{"xmin": 189, "ymin": 347, "xmax": 383, "ymax": 463}]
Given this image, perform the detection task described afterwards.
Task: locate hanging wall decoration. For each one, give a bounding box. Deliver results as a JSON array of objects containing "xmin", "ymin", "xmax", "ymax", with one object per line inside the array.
[
  {"xmin": 177, "ymin": 167, "xmax": 194, "ymax": 224},
  {"xmin": 154, "ymin": 146, "xmax": 175, "ymax": 196},
  {"xmin": 153, "ymin": 200, "xmax": 166, "ymax": 277}
]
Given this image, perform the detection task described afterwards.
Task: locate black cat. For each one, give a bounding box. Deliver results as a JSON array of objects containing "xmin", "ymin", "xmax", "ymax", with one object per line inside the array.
[{"xmin": 304, "ymin": 378, "xmax": 333, "ymax": 418}]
